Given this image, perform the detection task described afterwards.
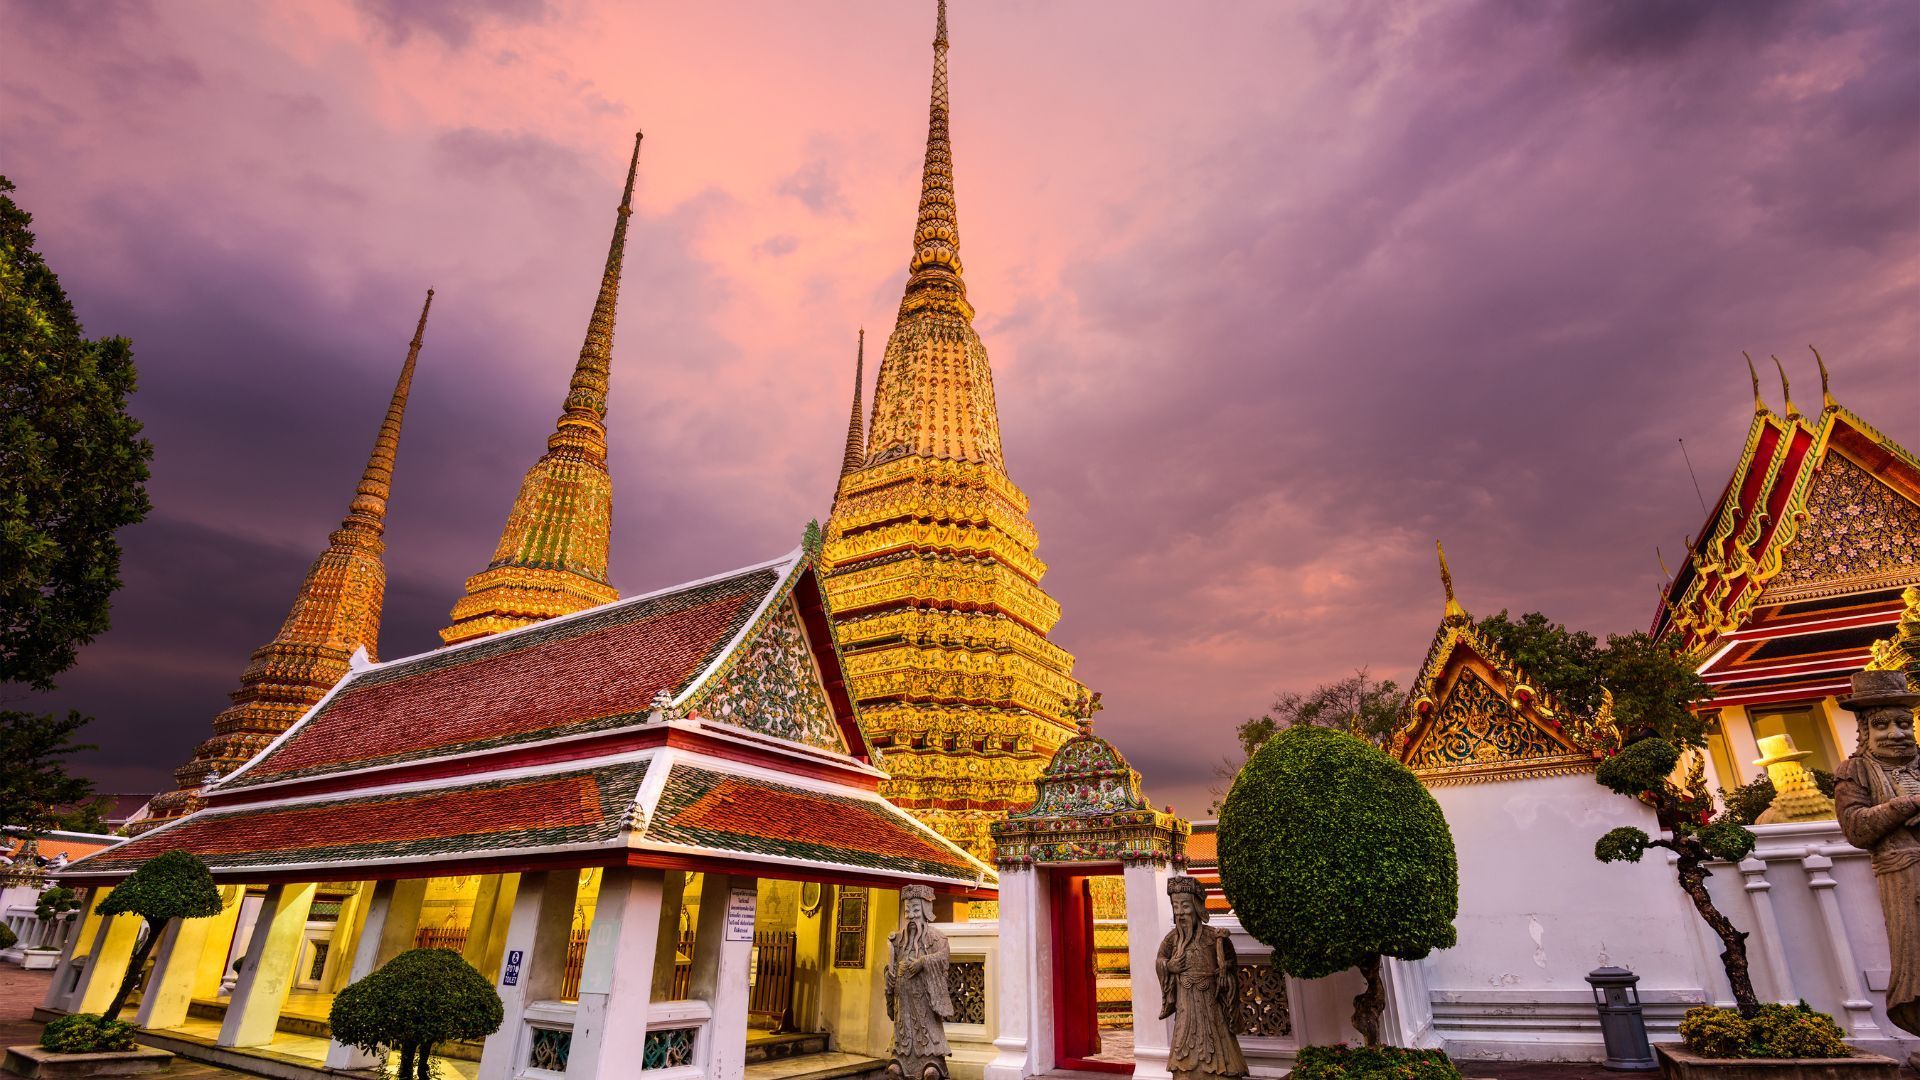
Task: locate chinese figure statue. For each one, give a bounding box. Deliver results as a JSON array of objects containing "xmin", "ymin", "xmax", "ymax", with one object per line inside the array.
[
  {"xmin": 885, "ymin": 884, "xmax": 953, "ymax": 1080},
  {"xmin": 1156, "ymin": 875, "xmax": 1248, "ymax": 1080},
  {"xmin": 1835, "ymin": 669, "xmax": 1920, "ymax": 1057}
]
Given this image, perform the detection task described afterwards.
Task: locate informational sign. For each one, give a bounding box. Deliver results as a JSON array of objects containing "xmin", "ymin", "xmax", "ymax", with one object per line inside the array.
[
  {"xmin": 501, "ymin": 949, "xmax": 523, "ymax": 986},
  {"xmin": 724, "ymin": 887, "xmax": 757, "ymax": 942}
]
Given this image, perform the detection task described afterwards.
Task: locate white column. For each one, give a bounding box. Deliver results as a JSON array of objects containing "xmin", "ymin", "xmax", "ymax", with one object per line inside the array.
[
  {"xmin": 569, "ymin": 867, "xmax": 665, "ymax": 1080},
  {"xmin": 691, "ymin": 874, "xmax": 758, "ymax": 1080},
  {"xmin": 133, "ymin": 913, "xmax": 219, "ymax": 1029},
  {"xmin": 1123, "ymin": 861, "xmax": 1174, "ymax": 1080},
  {"xmin": 1738, "ymin": 856, "xmax": 1795, "ymax": 1003},
  {"xmin": 219, "ymin": 882, "xmax": 317, "ymax": 1047},
  {"xmin": 477, "ymin": 871, "xmax": 579, "ymax": 1080},
  {"xmin": 190, "ymin": 887, "xmax": 245, "ymax": 1001},
  {"xmin": 71, "ymin": 913, "xmax": 142, "ymax": 1015},
  {"xmin": 1803, "ymin": 853, "xmax": 1881, "ymax": 1036},
  {"xmin": 321, "ymin": 876, "xmax": 429, "ymax": 1068},
  {"xmin": 221, "ymin": 892, "xmax": 265, "ymax": 994},
  {"xmin": 41, "ymin": 889, "xmax": 98, "ymax": 1011},
  {"xmin": 986, "ymin": 868, "xmax": 1048, "ymax": 1080},
  {"xmin": 651, "ymin": 872, "xmax": 688, "ymax": 998}
]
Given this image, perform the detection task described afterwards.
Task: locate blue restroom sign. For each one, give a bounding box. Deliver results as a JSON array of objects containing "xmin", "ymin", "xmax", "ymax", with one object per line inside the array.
[{"xmin": 502, "ymin": 949, "xmax": 523, "ymax": 986}]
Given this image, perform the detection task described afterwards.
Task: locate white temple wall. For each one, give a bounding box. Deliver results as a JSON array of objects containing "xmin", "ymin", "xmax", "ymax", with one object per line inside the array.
[{"xmin": 1419, "ymin": 772, "xmax": 1712, "ymax": 1062}]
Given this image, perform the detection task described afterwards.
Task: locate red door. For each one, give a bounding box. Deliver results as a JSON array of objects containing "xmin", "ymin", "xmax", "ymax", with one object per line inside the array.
[{"xmin": 1048, "ymin": 870, "xmax": 1128, "ymax": 1073}]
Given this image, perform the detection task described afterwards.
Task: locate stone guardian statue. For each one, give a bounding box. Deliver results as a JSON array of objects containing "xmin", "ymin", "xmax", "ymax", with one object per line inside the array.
[
  {"xmin": 1835, "ymin": 669, "xmax": 1920, "ymax": 1061},
  {"xmin": 885, "ymin": 884, "xmax": 952, "ymax": 1080},
  {"xmin": 1156, "ymin": 875, "xmax": 1249, "ymax": 1080}
]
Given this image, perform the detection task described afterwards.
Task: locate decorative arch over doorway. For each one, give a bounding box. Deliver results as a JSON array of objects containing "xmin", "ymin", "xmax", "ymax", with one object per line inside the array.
[{"xmin": 986, "ymin": 695, "xmax": 1190, "ymax": 1080}]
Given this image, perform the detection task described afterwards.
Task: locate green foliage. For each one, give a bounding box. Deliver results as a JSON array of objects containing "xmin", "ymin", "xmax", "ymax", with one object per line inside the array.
[
  {"xmin": 0, "ymin": 711, "xmax": 99, "ymax": 836},
  {"xmin": 1594, "ymin": 826, "xmax": 1651, "ymax": 864},
  {"xmin": 40, "ymin": 1013, "xmax": 137, "ymax": 1054},
  {"xmin": 1218, "ymin": 726, "xmax": 1459, "ymax": 980},
  {"xmin": 1291, "ymin": 1045, "xmax": 1462, "ymax": 1079},
  {"xmin": 1750, "ymin": 1003, "xmax": 1849, "ymax": 1059},
  {"xmin": 1595, "ymin": 737, "xmax": 1681, "ymax": 797},
  {"xmin": 0, "ymin": 923, "xmax": 16, "ymax": 950},
  {"xmin": 96, "ymin": 850, "xmax": 222, "ymax": 922},
  {"xmin": 330, "ymin": 948, "xmax": 504, "ymax": 1080},
  {"xmin": 1476, "ymin": 610, "xmax": 1604, "ymax": 716},
  {"xmin": 1476, "ymin": 615, "xmax": 1710, "ymax": 746},
  {"xmin": 35, "ymin": 885, "xmax": 80, "ymax": 922},
  {"xmin": 1718, "ymin": 770, "xmax": 1837, "ymax": 827},
  {"xmin": 1698, "ymin": 819, "xmax": 1757, "ymax": 863},
  {"xmin": 1213, "ymin": 669, "xmax": 1402, "ymax": 811},
  {"xmin": 0, "ymin": 176, "xmax": 152, "ymax": 691},
  {"xmin": 1679, "ymin": 1006, "xmax": 1752, "ymax": 1058},
  {"xmin": 1679, "ymin": 1004, "xmax": 1850, "ymax": 1060}
]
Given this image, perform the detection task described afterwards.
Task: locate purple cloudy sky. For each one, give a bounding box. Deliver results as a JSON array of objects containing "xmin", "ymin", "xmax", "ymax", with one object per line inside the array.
[{"xmin": 5, "ymin": 0, "xmax": 1917, "ymax": 818}]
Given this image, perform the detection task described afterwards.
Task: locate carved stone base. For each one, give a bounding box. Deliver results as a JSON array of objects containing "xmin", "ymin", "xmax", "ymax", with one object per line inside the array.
[
  {"xmin": 1654, "ymin": 1045, "xmax": 1903, "ymax": 1079},
  {"xmin": 887, "ymin": 1056, "xmax": 949, "ymax": 1080}
]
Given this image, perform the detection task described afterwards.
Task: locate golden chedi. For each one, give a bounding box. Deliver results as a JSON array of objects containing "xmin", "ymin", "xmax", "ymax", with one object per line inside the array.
[
  {"xmin": 823, "ymin": 0, "xmax": 1085, "ymax": 860},
  {"xmin": 136, "ymin": 290, "xmax": 435, "ymax": 832},
  {"xmin": 442, "ymin": 134, "xmax": 642, "ymax": 644},
  {"xmin": 1752, "ymin": 734, "xmax": 1837, "ymax": 824}
]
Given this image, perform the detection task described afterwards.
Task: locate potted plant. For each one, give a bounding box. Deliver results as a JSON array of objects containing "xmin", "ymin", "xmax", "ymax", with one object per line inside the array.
[
  {"xmin": 329, "ymin": 948, "xmax": 504, "ymax": 1080},
  {"xmin": 1217, "ymin": 725, "xmax": 1462, "ymax": 1078},
  {"xmin": 1, "ymin": 1014, "xmax": 174, "ymax": 1078},
  {"xmin": 19, "ymin": 886, "xmax": 83, "ymax": 969}
]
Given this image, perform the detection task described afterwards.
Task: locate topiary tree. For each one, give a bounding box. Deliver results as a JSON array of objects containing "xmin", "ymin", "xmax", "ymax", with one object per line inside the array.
[
  {"xmin": 94, "ymin": 849, "xmax": 223, "ymax": 1020},
  {"xmin": 329, "ymin": 948, "xmax": 504, "ymax": 1080},
  {"xmin": 1218, "ymin": 726, "xmax": 1458, "ymax": 1046},
  {"xmin": 1594, "ymin": 737, "xmax": 1759, "ymax": 1013},
  {"xmin": 36, "ymin": 884, "xmax": 81, "ymax": 924}
]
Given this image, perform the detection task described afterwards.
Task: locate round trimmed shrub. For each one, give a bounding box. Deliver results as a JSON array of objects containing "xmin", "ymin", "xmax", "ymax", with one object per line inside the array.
[
  {"xmin": 0, "ymin": 923, "xmax": 16, "ymax": 950},
  {"xmin": 1595, "ymin": 737, "xmax": 1681, "ymax": 796},
  {"xmin": 93, "ymin": 850, "xmax": 224, "ymax": 1021},
  {"xmin": 1218, "ymin": 726, "xmax": 1458, "ymax": 1044},
  {"xmin": 330, "ymin": 948, "xmax": 504, "ymax": 1080},
  {"xmin": 40, "ymin": 1013, "xmax": 137, "ymax": 1054}
]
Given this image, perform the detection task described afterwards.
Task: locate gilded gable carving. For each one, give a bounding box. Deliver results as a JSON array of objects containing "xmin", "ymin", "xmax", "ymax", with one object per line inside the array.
[
  {"xmin": 1773, "ymin": 452, "xmax": 1920, "ymax": 591},
  {"xmin": 696, "ymin": 599, "xmax": 845, "ymax": 754}
]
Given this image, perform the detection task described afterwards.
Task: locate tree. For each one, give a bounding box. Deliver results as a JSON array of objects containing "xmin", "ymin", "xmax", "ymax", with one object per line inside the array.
[
  {"xmin": 93, "ymin": 850, "xmax": 224, "ymax": 1020},
  {"xmin": 0, "ymin": 175, "xmax": 151, "ymax": 842},
  {"xmin": 330, "ymin": 948, "xmax": 505, "ymax": 1080},
  {"xmin": 0, "ymin": 711, "xmax": 98, "ymax": 834},
  {"xmin": 1487, "ymin": 613, "xmax": 1756, "ymax": 1013},
  {"xmin": 1211, "ymin": 668, "xmax": 1402, "ymax": 811},
  {"xmin": 1, "ymin": 175, "xmax": 152, "ymax": 689},
  {"xmin": 1217, "ymin": 726, "xmax": 1458, "ymax": 1046}
]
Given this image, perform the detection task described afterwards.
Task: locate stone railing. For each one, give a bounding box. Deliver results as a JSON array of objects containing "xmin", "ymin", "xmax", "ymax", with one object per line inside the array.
[
  {"xmin": 1700, "ymin": 819, "xmax": 1918, "ymax": 1063},
  {"xmin": 513, "ymin": 999, "xmax": 712, "ymax": 1080}
]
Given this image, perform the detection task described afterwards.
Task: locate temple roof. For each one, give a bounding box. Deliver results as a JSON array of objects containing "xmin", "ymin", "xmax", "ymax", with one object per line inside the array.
[
  {"xmin": 1389, "ymin": 546, "xmax": 1621, "ymax": 786},
  {"xmin": 67, "ymin": 543, "xmax": 992, "ymax": 892},
  {"xmin": 1652, "ymin": 372, "xmax": 1920, "ymax": 654}
]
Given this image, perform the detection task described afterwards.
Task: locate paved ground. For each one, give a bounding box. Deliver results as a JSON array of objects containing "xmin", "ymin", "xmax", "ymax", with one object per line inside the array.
[{"xmin": 0, "ymin": 967, "xmax": 250, "ymax": 1079}]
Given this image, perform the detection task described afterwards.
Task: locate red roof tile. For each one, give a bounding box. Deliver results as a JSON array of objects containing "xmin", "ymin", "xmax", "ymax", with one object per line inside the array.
[{"xmin": 227, "ymin": 567, "xmax": 779, "ymax": 786}]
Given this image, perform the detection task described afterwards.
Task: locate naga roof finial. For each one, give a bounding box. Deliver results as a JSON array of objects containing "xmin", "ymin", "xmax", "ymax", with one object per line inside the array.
[
  {"xmin": 1771, "ymin": 355, "xmax": 1800, "ymax": 419},
  {"xmin": 1437, "ymin": 540, "xmax": 1468, "ymax": 623},
  {"xmin": 1810, "ymin": 345, "xmax": 1835, "ymax": 410},
  {"xmin": 1743, "ymin": 352, "xmax": 1769, "ymax": 416}
]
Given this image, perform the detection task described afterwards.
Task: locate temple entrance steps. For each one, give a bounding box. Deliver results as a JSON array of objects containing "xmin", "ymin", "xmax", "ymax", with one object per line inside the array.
[{"xmin": 745, "ymin": 1030, "xmax": 830, "ymax": 1061}]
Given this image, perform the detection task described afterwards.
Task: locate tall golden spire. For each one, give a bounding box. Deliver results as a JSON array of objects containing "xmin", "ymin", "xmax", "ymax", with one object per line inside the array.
[
  {"xmin": 840, "ymin": 328, "xmax": 866, "ymax": 477},
  {"xmin": 135, "ymin": 289, "xmax": 434, "ymax": 833},
  {"xmin": 443, "ymin": 134, "xmax": 642, "ymax": 645},
  {"xmin": 822, "ymin": 1, "xmax": 1085, "ymax": 861}
]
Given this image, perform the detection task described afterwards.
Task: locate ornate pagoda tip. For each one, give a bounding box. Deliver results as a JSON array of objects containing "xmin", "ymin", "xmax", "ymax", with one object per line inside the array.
[
  {"xmin": 1436, "ymin": 540, "xmax": 1468, "ymax": 622},
  {"xmin": 1743, "ymin": 352, "xmax": 1769, "ymax": 415},
  {"xmin": 620, "ymin": 131, "xmax": 644, "ymax": 212},
  {"xmin": 839, "ymin": 328, "xmax": 868, "ymax": 477},
  {"xmin": 1065, "ymin": 689, "xmax": 1103, "ymax": 736},
  {"xmin": 936, "ymin": 0, "xmax": 948, "ymax": 46},
  {"xmin": 1770, "ymin": 354, "xmax": 1800, "ymax": 419},
  {"xmin": 1810, "ymin": 344, "xmax": 1835, "ymax": 409}
]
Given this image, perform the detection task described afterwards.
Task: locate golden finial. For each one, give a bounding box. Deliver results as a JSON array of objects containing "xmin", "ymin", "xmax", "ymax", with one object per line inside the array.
[
  {"xmin": 1743, "ymin": 352, "xmax": 1768, "ymax": 415},
  {"xmin": 1683, "ymin": 749, "xmax": 1708, "ymax": 802},
  {"xmin": 554, "ymin": 131, "xmax": 643, "ymax": 455},
  {"xmin": 1770, "ymin": 355, "xmax": 1800, "ymax": 419},
  {"xmin": 344, "ymin": 287, "xmax": 432, "ymax": 538},
  {"xmin": 904, "ymin": 0, "xmax": 966, "ymax": 311},
  {"xmin": 1437, "ymin": 540, "xmax": 1468, "ymax": 623},
  {"xmin": 1810, "ymin": 345, "xmax": 1835, "ymax": 410},
  {"xmin": 1657, "ymin": 546, "xmax": 1671, "ymax": 580},
  {"xmin": 840, "ymin": 328, "xmax": 866, "ymax": 477}
]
